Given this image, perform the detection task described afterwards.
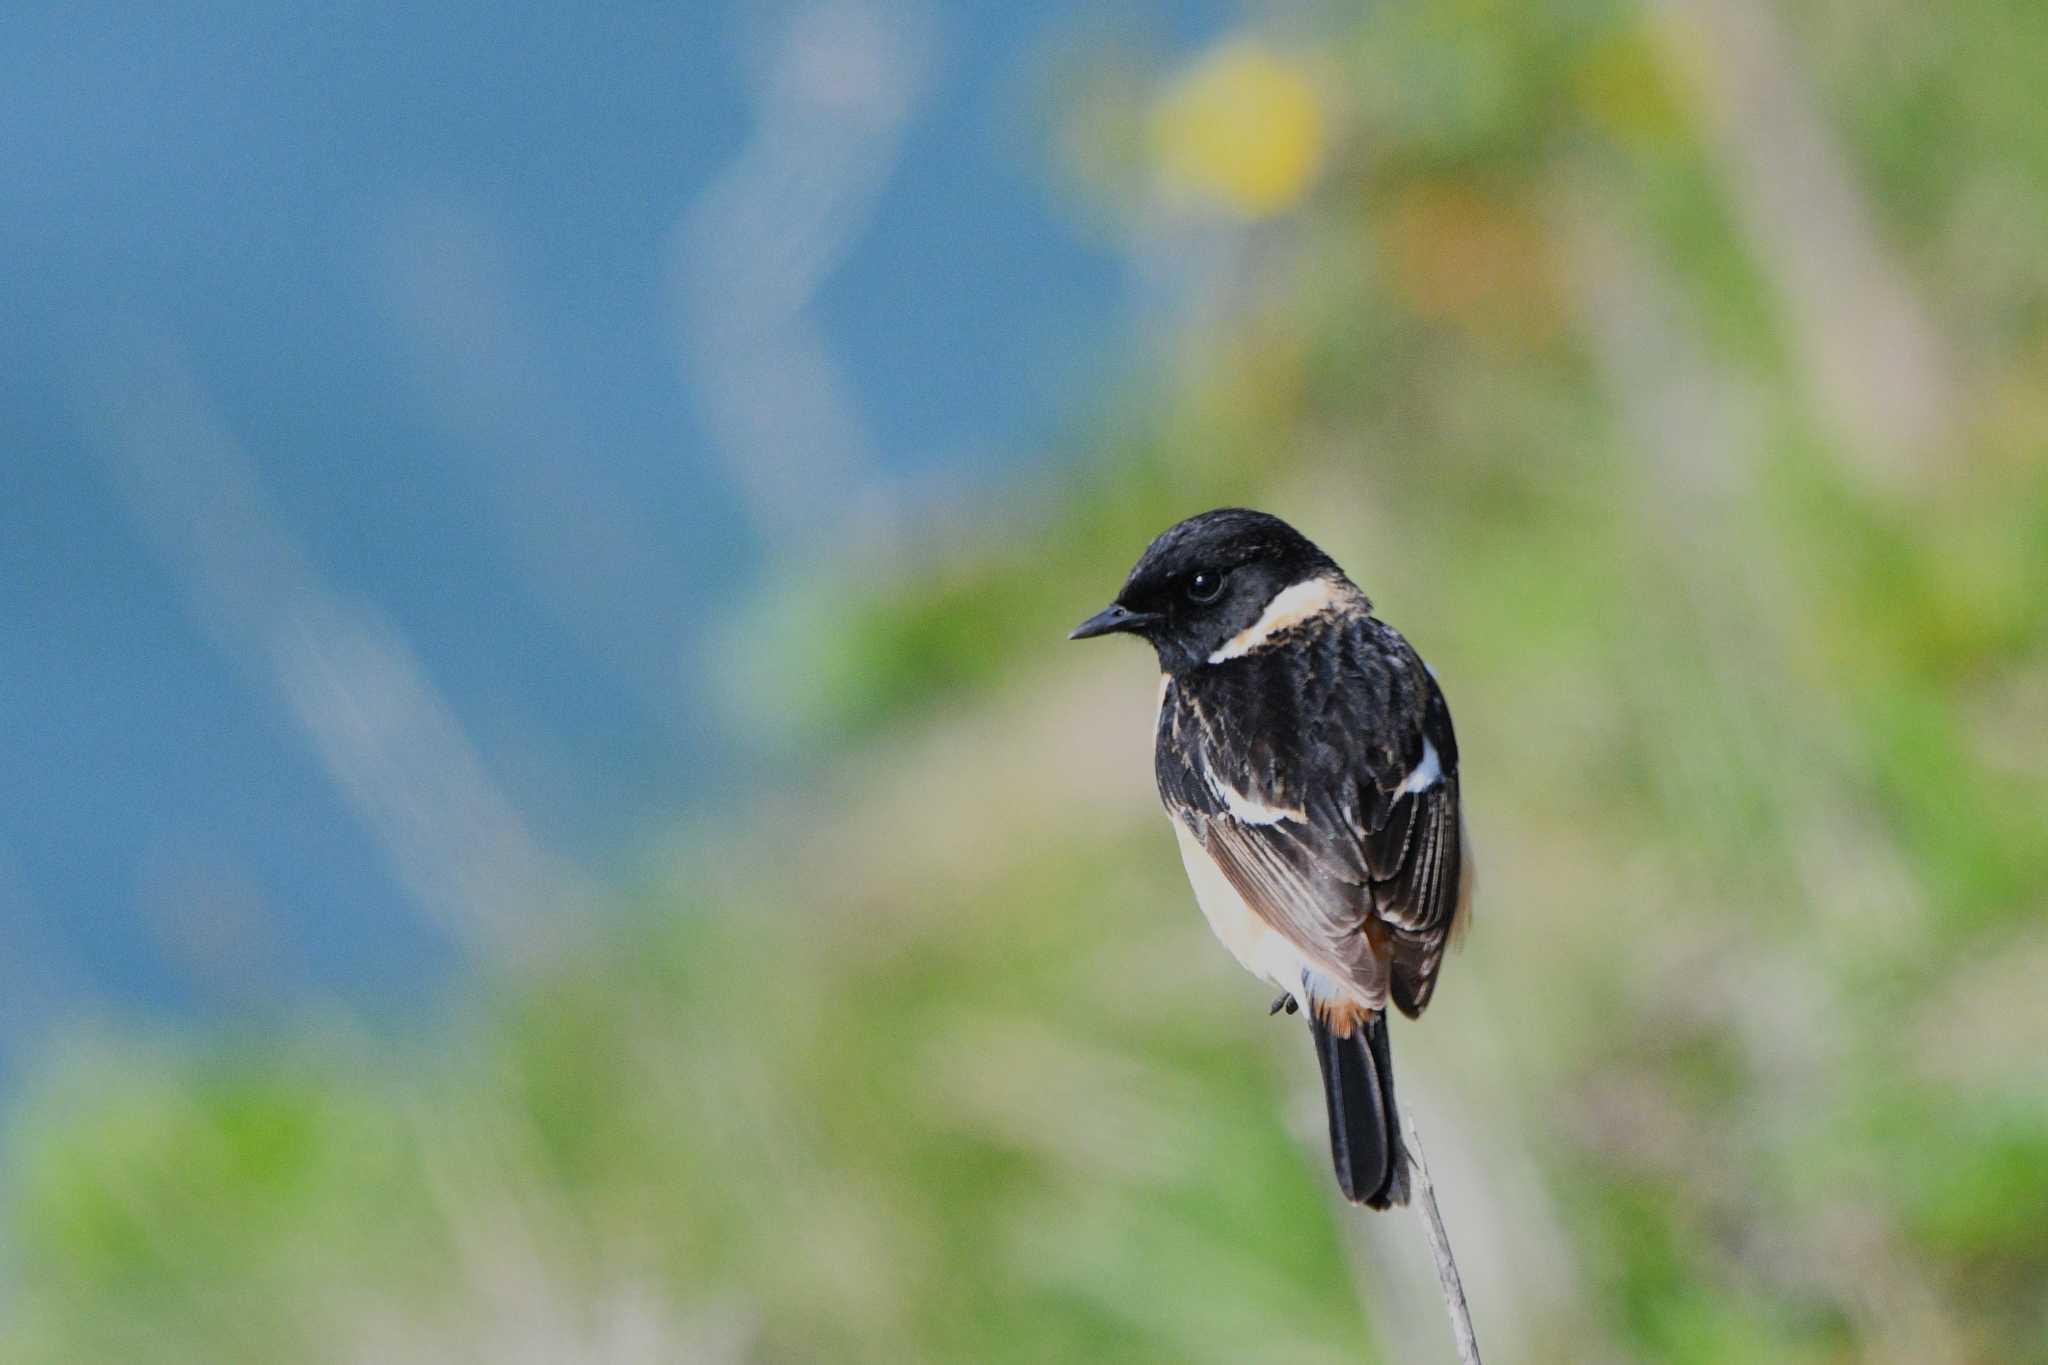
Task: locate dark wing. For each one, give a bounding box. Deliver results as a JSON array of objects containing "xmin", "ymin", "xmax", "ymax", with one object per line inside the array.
[
  {"xmin": 1157, "ymin": 617, "xmax": 1467, "ymax": 1018},
  {"xmin": 1362, "ymin": 672, "xmax": 1467, "ymax": 1017}
]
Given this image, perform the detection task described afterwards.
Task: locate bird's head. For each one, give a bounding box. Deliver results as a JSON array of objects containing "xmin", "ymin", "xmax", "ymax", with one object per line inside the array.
[{"xmin": 1069, "ymin": 508, "xmax": 1350, "ymax": 673}]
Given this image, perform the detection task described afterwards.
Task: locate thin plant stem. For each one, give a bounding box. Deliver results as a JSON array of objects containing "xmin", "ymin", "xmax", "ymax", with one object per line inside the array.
[{"xmin": 1404, "ymin": 1111, "xmax": 1482, "ymax": 1365}]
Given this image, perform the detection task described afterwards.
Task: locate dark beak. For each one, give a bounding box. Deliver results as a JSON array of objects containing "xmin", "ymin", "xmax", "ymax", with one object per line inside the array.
[{"xmin": 1068, "ymin": 602, "xmax": 1161, "ymax": 641}]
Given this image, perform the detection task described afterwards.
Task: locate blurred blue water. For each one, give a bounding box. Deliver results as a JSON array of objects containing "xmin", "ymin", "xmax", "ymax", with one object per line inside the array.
[{"xmin": 0, "ymin": 1, "xmax": 1225, "ymax": 1040}]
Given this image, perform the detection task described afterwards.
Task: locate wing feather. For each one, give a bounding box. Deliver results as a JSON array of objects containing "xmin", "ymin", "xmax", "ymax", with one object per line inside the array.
[{"xmin": 1187, "ymin": 812, "xmax": 1387, "ymax": 999}]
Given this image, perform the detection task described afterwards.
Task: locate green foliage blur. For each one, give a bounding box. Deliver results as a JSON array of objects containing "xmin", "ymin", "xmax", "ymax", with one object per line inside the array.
[{"xmin": 8, "ymin": 3, "xmax": 2046, "ymax": 1361}]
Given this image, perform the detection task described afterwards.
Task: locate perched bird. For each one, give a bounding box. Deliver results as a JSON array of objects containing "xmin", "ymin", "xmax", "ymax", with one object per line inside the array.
[{"xmin": 1070, "ymin": 509, "xmax": 1470, "ymax": 1208}]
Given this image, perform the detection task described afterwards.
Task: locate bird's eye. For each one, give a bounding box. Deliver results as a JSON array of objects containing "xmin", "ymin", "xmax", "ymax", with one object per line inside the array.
[{"xmin": 1186, "ymin": 570, "xmax": 1225, "ymax": 604}]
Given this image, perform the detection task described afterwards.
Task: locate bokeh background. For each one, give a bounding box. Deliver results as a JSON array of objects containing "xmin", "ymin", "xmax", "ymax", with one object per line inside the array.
[{"xmin": 4, "ymin": 1, "xmax": 2046, "ymax": 1361}]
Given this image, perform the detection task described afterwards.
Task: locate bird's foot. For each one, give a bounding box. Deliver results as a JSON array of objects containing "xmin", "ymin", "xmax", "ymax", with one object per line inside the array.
[{"xmin": 1268, "ymin": 992, "xmax": 1299, "ymax": 1016}]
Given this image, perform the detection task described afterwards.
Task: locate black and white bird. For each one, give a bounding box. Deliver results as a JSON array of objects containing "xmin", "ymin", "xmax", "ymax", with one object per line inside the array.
[{"xmin": 1070, "ymin": 509, "xmax": 1470, "ymax": 1208}]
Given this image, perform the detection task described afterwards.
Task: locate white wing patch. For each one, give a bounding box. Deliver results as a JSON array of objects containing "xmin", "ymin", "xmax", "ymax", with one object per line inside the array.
[
  {"xmin": 1214, "ymin": 780, "xmax": 1306, "ymax": 826},
  {"xmin": 1397, "ymin": 737, "xmax": 1442, "ymax": 795},
  {"xmin": 1207, "ymin": 577, "xmax": 1347, "ymax": 663}
]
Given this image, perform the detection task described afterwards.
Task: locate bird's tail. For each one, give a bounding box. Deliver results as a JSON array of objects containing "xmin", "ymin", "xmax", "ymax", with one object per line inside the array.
[{"xmin": 1309, "ymin": 1011, "xmax": 1410, "ymax": 1209}]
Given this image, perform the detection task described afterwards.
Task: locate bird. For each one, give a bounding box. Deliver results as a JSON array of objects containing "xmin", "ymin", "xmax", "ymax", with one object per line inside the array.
[{"xmin": 1070, "ymin": 508, "xmax": 1470, "ymax": 1208}]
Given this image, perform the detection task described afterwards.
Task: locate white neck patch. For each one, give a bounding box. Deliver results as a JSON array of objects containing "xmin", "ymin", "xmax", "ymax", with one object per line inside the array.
[{"xmin": 1207, "ymin": 576, "xmax": 1346, "ymax": 664}]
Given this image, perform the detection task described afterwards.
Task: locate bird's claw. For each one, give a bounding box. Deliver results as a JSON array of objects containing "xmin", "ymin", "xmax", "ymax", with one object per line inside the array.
[{"xmin": 1268, "ymin": 993, "xmax": 1299, "ymax": 1016}]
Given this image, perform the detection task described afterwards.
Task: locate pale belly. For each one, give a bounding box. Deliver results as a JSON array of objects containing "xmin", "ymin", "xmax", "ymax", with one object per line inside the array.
[{"xmin": 1173, "ymin": 820, "xmax": 1337, "ymax": 1003}]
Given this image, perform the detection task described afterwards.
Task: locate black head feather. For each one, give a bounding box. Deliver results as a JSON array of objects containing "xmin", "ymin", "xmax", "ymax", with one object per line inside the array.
[{"xmin": 1072, "ymin": 509, "xmax": 1352, "ymax": 672}]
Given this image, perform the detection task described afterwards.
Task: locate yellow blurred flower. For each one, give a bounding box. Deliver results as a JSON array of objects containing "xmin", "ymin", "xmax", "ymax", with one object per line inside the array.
[{"xmin": 1151, "ymin": 39, "xmax": 1326, "ymax": 218}]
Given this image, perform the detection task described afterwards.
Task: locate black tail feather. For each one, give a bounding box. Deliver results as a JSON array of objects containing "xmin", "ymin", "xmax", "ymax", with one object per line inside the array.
[{"xmin": 1309, "ymin": 1013, "xmax": 1410, "ymax": 1209}]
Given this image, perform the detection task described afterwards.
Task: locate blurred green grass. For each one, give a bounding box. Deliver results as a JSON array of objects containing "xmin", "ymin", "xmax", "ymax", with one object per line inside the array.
[{"xmin": 7, "ymin": 1, "xmax": 2047, "ymax": 1360}]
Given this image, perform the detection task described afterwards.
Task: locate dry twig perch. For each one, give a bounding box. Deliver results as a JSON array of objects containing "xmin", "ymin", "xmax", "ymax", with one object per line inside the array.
[{"xmin": 1404, "ymin": 1111, "xmax": 1481, "ymax": 1365}]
